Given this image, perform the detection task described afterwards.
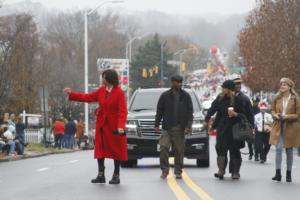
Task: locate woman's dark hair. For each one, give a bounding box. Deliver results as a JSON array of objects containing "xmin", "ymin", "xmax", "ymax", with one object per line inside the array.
[{"xmin": 102, "ymin": 69, "xmax": 119, "ymax": 87}]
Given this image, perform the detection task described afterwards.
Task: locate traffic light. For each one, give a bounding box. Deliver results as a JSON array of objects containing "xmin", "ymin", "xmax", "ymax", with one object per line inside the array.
[
  {"xmin": 142, "ymin": 68, "xmax": 148, "ymax": 78},
  {"xmin": 154, "ymin": 66, "xmax": 159, "ymax": 74},
  {"xmin": 180, "ymin": 62, "xmax": 186, "ymax": 72}
]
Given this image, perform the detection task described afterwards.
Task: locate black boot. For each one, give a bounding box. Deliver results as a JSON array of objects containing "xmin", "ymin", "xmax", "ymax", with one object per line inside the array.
[
  {"xmin": 286, "ymin": 171, "xmax": 292, "ymax": 183},
  {"xmin": 232, "ymin": 159, "xmax": 242, "ymax": 180},
  {"xmin": 214, "ymin": 156, "xmax": 226, "ymax": 180},
  {"xmin": 109, "ymin": 173, "xmax": 120, "ymax": 184},
  {"xmin": 91, "ymin": 168, "xmax": 106, "ymax": 184},
  {"xmin": 272, "ymin": 169, "xmax": 282, "ymax": 182}
]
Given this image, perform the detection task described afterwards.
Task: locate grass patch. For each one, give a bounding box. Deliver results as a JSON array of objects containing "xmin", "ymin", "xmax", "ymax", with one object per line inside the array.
[{"xmin": 26, "ymin": 144, "xmax": 74, "ymax": 154}]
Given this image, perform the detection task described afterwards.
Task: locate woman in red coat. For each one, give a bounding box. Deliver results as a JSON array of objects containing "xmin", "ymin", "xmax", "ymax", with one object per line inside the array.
[{"xmin": 64, "ymin": 69, "xmax": 127, "ymax": 184}]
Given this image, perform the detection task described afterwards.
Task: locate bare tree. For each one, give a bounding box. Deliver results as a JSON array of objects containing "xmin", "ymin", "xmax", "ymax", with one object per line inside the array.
[{"xmin": 239, "ymin": 0, "xmax": 300, "ymax": 92}]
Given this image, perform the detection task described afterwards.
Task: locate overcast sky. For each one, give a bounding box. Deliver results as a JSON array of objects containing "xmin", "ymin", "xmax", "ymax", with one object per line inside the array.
[{"xmin": 6, "ymin": 0, "xmax": 256, "ymax": 15}]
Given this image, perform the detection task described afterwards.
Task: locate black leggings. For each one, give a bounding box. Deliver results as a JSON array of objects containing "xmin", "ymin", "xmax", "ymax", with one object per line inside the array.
[{"xmin": 97, "ymin": 158, "xmax": 121, "ymax": 174}]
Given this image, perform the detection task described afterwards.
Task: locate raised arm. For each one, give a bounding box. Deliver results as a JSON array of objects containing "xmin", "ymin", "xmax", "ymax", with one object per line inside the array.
[{"xmin": 68, "ymin": 89, "xmax": 100, "ymax": 103}]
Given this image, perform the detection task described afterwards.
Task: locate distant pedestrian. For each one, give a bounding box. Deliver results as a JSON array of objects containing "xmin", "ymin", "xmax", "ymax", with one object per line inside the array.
[
  {"xmin": 254, "ymin": 102, "xmax": 273, "ymax": 163},
  {"xmin": 76, "ymin": 119, "xmax": 84, "ymax": 149},
  {"xmin": 53, "ymin": 118, "xmax": 65, "ymax": 149},
  {"xmin": 155, "ymin": 75, "xmax": 193, "ymax": 179},
  {"xmin": 65, "ymin": 119, "xmax": 76, "ymax": 149},
  {"xmin": 270, "ymin": 78, "xmax": 300, "ymax": 182},
  {"xmin": 64, "ymin": 69, "xmax": 127, "ymax": 185}
]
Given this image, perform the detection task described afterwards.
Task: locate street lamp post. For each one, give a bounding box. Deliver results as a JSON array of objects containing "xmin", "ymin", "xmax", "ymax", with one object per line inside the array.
[
  {"xmin": 173, "ymin": 46, "xmax": 198, "ymax": 79},
  {"xmin": 160, "ymin": 40, "xmax": 167, "ymax": 88},
  {"xmin": 125, "ymin": 36, "xmax": 141, "ymax": 99},
  {"xmin": 84, "ymin": 0, "xmax": 123, "ymax": 136}
]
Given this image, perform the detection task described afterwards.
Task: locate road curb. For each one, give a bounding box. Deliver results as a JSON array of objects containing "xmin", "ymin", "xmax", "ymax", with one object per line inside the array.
[{"xmin": 0, "ymin": 150, "xmax": 79, "ymax": 163}]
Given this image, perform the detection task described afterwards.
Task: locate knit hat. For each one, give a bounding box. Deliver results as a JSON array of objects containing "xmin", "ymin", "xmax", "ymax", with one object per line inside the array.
[
  {"xmin": 222, "ymin": 80, "xmax": 235, "ymax": 91},
  {"xmin": 280, "ymin": 77, "xmax": 295, "ymax": 88}
]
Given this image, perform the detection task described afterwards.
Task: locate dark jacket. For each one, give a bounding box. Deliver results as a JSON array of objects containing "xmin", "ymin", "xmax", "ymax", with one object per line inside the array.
[
  {"xmin": 65, "ymin": 121, "xmax": 77, "ymax": 135},
  {"xmin": 236, "ymin": 92, "xmax": 254, "ymax": 127},
  {"xmin": 205, "ymin": 94, "xmax": 247, "ymax": 149},
  {"xmin": 155, "ymin": 88, "xmax": 193, "ymax": 130},
  {"xmin": 16, "ymin": 122, "xmax": 26, "ymax": 144}
]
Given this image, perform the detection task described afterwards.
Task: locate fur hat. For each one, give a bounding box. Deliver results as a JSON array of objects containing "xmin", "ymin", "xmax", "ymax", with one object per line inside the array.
[{"xmin": 280, "ymin": 77, "xmax": 295, "ymax": 88}]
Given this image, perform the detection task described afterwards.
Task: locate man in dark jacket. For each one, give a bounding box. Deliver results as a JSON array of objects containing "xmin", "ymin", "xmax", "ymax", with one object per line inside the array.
[
  {"xmin": 155, "ymin": 75, "xmax": 193, "ymax": 179},
  {"xmin": 233, "ymin": 78, "xmax": 255, "ymax": 160},
  {"xmin": 65, "ymin": 119, "xmax": 77, "ymax": 149}
]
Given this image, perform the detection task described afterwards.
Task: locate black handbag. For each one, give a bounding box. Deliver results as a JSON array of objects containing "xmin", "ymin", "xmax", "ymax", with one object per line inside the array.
[{"xmin": 232, "ymin": 114, "xmax": 254, "ymax": 142}]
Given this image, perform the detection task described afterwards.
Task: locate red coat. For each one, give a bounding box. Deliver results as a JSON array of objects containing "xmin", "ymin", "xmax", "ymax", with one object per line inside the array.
[
  {"xmin": 53, "ymin": 121, "xmax": 65, "ymax": 135},
  {"xmin": 69, "ymin": 86, "xmax": 128, "ymax": 161}
]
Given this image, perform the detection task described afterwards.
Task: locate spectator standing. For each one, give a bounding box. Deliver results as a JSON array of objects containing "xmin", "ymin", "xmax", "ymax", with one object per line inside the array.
[
  {"xmin": 65, "ymin": 119, "xmax": 77, "ymax": 149},
  {"xmin": 76, "ymin": 119, "xmax": 84, "ymax": 149},
  {"xmin": 53, "ymin": 118, "xmax": 65, "ymax": 149}
]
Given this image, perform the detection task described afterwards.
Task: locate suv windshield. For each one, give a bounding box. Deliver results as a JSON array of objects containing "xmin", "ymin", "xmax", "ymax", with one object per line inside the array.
[{"xmin": 130, "ymin": 90, "xmax": 201, "ymax": 112}]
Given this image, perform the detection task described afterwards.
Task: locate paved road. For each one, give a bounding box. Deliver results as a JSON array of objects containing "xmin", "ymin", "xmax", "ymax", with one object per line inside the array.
[{"xmin": 1, "ymin": 137, "xmax": 300, "ymax": 200}]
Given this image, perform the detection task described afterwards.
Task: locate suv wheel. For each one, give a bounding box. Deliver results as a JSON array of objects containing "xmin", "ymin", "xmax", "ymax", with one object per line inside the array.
[
  {"xmin": 196, "ymin": 158, "xmax": 209, "ymax": 168},
  {"xmin": 121, "ymin": 159, "xmax": 138, "ymax": 168}
]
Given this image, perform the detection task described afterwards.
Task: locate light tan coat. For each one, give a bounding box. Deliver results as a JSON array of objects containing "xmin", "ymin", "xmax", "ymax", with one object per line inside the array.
[{"xmin": 270, "ymin": 94, "xmax": 300, "ymax": 148}]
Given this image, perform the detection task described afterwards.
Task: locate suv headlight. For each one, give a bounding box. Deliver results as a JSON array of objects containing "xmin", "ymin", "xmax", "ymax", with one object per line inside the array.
[
  {"xmin": 192, "ymin": 120, "xmax": 204, "ymax": 135},
  {"xmin": 126, "ymin": 120, "xmax": 138, "ymax": 135}
]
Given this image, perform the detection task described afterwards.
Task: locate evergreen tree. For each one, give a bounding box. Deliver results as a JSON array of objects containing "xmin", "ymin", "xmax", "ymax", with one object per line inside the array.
[{"xmin": 130, "ymin": 34, "xmax": 177, "ymax": 90}]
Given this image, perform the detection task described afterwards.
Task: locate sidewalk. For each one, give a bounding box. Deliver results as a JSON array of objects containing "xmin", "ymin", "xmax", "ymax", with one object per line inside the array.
[{"xmin": 0, "ymin": 144, "xmax": 78, "ymax": 162}]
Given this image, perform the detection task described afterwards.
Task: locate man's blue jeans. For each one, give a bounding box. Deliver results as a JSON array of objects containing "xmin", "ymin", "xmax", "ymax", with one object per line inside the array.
[{"xmin": 7, "ymin": 140, "xmax": 16, "ymax": 155}]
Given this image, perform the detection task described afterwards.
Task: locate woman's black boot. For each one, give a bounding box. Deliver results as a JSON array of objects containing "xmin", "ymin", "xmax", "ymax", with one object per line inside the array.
[
  {"xmin": 272, "ymin": 169, "xmax": 281, "ymax": 182},
  {"xmin": 91, "ymin": 168, "xmax": 106, "ymax": 184},
  {"xmin": 109, "ymin": 173, "xmax": 120, "ymax": 184},
  {"xmin": 286, "ymin": 171, "xmax": 292, "ymax": 183}
]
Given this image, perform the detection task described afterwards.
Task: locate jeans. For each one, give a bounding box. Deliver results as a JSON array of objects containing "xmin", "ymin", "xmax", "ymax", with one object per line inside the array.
[
  {"xmin": 54, "ymin": 135, "xmax": 63, "ymax": 149},
  {"xmin": 64, "ymin": 134, "xmax": 74, "ymax": 149},
  {"xmin": 15, "ymin": 140, "xmax": 24, "ymax": 155},
  {"xmin": 275, "ymin": 134, "xmax": 293, "ymax": 171},
  {"xmin": 298, "ymin": 147, "xmax": 300, "ymax": 156},
  {"xmin": 7, "ymin": 140, "xmax": 16, "ymax": 155}
]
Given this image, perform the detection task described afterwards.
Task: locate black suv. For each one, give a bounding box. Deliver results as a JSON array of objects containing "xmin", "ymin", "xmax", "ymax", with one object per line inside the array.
[{"xmin": 122, "ymin": 88, "xmax": 209, "ymax": 168}]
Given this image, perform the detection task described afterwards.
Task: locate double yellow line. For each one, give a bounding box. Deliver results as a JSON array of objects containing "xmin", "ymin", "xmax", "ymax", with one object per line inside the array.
[{"xmin": 166, "ymin": 158, "xmax": 214, "ymax": 200}]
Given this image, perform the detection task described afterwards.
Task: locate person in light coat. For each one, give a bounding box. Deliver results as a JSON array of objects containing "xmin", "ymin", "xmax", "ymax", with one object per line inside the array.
[{"xmin": 270, "ymin": 78, "xmax": 300, "ymax": 182}]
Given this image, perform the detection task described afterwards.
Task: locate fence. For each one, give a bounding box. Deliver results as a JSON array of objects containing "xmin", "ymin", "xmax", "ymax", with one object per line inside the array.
[{"xmin": 25, "ymin": 129, "xmax": 43, "ymax": 144}]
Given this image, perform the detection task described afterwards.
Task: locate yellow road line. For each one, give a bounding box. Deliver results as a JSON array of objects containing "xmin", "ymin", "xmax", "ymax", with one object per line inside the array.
[
  {"xmin": 167, "ymin": 170, "xmax": 191, "ymax": 200},
  {"xmin": 182, "ymin": 170, "xmax": 214, "ymax": 200}
]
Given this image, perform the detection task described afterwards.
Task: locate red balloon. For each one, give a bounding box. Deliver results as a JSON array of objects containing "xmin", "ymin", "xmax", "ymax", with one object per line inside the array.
[{"xmin": 210, "ymin": 46, "xmax": 218, "ymax": 55}]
